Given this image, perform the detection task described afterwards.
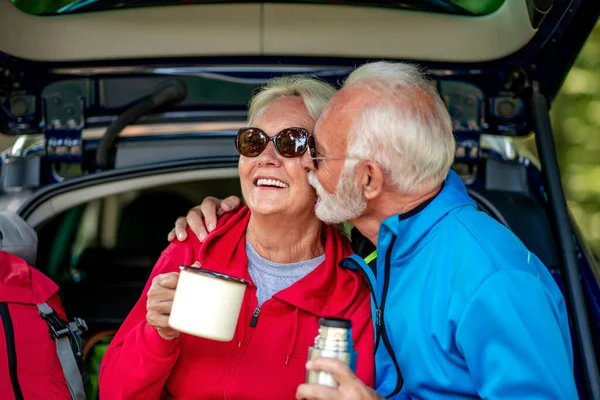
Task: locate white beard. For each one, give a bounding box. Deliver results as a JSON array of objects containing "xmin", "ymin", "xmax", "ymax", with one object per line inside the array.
[{"xmin": 308, "ymin": 162, "xmax": 367, "ymax": 224}]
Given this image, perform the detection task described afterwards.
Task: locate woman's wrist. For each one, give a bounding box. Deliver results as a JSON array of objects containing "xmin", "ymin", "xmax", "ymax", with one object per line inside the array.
[
  {"xmin": 157, "ymin": 328, "xmax": 181, "ymax": 341},
  {"xmin": 142, "ymin": 323, "xmax": 181, "ymax": 357}
]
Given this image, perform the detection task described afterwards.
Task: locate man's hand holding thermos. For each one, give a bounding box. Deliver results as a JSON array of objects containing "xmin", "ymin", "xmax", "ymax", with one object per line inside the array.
[{"xmin": 296, "ymin": 318, "xmax": 384, "ymax": 400}]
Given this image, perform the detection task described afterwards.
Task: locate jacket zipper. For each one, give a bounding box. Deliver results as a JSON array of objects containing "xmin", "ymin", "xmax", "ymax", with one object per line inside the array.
[
  {"xmin": 375, "ymin": 308, "xmax": 382, "ymax": 352},
  {"xmin": 223, "ymin": 304, "xmax": 261, "ymax": 399},
  {"xmin": 379, "ymin": 236, "xmax": 404, "ymax": 398},
  {"xmin": 249, "ymin": 307, "xmax": 260, "ymax": 327},
  {"xmin": 223, "ymin": 330, "xmax": 254, "ymax": 400},
  {"xmin": 344, "ymin": 257, "xmax": 382, "ymax": 354},
  {"xmin": 0, "ymin": 303, "xmax": 24, "ymax": 400}
]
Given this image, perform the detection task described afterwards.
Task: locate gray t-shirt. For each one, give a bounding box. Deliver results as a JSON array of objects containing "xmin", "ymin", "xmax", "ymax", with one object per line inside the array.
[{"xmin": 246, "ymin": 240, "xmax": 325, "ymax": 307}]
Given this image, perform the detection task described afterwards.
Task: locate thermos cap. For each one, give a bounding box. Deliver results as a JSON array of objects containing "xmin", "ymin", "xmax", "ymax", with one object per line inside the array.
[{"xmin": 319, "ymin": 317, "xmax": 352, "ymax": 329}]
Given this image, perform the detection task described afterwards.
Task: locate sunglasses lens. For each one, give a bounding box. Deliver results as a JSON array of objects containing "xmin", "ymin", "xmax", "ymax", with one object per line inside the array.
[
  {"xmin": 308, "ymin": 135, "xmax": 317, "ymax": 158},
  {"xmin": 237, "ymin": 128, "xmax": 267, "ymax": 157},
  {"xmin": 307, "ymin": 135, "xmax": 319, "ymax": 169},
  {"xmin": 276, "ymin": 128, "xmax": 308, "ymax": 157}
]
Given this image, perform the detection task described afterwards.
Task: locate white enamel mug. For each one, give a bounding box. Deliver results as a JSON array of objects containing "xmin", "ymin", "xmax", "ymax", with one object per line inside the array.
[{"xmin": 169, "ymin": 265, "xmax": 249, "ymax": 341}]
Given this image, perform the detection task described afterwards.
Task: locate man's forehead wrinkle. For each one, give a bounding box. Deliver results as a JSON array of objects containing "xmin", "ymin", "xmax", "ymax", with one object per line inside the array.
[
  {"xmin": 314, "ymin": 101, "xmax": 352, "ymax": 154},
  {"xmin": 314, "ymin": 114, "xmax": 337, "ymax": 152}
]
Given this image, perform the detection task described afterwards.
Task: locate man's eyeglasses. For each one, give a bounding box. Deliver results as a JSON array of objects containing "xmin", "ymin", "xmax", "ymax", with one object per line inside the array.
[
  {"xmin": 235, "ymin": 127, "xmax": 320, "ymax": 167},
  {"xmin": 307, "ymin": 135, "xmax": 365, "ymax": 169}
]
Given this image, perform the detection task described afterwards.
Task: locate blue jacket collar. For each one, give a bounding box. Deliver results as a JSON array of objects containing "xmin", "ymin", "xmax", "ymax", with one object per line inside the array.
[{"xmin": 378, "ymin": 170, "xmax": 477, "ymax": 257}]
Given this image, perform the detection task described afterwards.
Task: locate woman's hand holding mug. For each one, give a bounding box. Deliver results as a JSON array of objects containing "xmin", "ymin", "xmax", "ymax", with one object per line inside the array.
[{"xmin": 146, "ymin": 271, "xmax": 182, "ymax": 340}]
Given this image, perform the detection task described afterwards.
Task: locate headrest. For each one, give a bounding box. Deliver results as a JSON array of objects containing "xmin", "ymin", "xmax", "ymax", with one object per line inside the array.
[{"xmin": 0, "ymin": 211, "xmax": 38, "ymax": 267}]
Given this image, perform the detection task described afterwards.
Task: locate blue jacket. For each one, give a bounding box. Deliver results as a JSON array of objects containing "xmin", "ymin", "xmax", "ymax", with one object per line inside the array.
[{"xmin": 343, "ymin": 170, "xmax": 577, "ymax": 399}]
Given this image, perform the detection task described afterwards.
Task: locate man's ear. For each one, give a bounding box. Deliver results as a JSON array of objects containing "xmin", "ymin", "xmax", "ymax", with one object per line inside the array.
[{"xmin": 358, "ymin": 161, "xmax": 385, "ymax": 200}]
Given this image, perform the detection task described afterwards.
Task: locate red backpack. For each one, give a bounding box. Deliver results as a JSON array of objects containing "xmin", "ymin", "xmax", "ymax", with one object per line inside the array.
[{"xmin": 0, "ymin": 250, "xmax": 87, "ymax": 400}]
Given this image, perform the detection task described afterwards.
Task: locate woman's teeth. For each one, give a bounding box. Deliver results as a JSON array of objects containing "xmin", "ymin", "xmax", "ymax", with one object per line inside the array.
[{"xmin": 256, "ymin": 178, "xmax": 289, "ymax": 188}]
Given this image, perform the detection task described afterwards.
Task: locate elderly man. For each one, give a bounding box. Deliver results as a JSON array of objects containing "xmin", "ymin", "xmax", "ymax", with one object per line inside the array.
[{"xmin": 169, "ymin": 62, "xmax": 578, "ymax": 399}]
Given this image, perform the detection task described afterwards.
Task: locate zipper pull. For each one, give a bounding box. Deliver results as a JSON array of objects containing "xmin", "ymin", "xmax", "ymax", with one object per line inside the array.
[
  {"xmin": 249, "ymin": 307, "xmax": 261, "ymax": 327},
  {"xmin": 374, "ymin": 308, "xmax": 382, "ymax": 354}
]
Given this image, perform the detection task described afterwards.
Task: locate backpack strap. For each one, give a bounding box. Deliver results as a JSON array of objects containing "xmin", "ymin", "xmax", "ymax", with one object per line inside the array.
[{"xmin": 37, "ymin": 302, "xmax": 87, "ymax": 400}]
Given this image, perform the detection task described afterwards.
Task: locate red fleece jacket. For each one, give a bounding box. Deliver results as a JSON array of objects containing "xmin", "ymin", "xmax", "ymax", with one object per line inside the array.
[{"xmin": 99, "ymin": 206, "xmax": 374, "ymax": 399}]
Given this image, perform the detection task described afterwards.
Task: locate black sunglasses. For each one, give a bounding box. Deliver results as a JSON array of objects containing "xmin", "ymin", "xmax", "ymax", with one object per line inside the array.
[{"xmin": 235, "ymin": 127, "xmax": 318, "ymax": 168}]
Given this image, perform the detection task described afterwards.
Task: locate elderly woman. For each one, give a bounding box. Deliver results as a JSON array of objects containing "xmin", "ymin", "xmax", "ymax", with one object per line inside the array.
[{"xmin": 98, "ymin": 76, "xmax": 374, "ymax": 399}]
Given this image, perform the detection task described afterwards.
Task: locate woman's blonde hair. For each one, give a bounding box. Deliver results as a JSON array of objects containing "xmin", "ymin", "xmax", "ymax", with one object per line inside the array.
[{"xmin": 247, "ymin": 75, "xmax": 337, "ymax": 124}]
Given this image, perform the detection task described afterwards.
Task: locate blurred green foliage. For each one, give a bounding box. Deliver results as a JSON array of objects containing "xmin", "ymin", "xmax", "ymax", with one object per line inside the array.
[
  {"xmin": 12, "ymin": 0, "xmax": 506, "ymax": 15},
  {"xmin": 12, "ymin": 0, "xmax": 73, "ymax": 15},
  {"xmin": 551, "ymin": 22, "xmax": 600, "ymax": 258}
]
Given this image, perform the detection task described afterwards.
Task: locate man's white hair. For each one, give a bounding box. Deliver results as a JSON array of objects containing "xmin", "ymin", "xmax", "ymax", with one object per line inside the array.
[
  {"xmin": 343, "ymin": 61, "xmax": 455, "ymax": 193},
  {"xmin": 247, "ymin": 75, "xmax": 337, "ymax": 125}
]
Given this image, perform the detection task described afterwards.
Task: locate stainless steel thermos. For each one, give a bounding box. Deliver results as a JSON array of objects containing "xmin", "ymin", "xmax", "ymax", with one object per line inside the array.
[{"xmin": 306, "ymin": 317, "xmax": 357, "ymax": 388}]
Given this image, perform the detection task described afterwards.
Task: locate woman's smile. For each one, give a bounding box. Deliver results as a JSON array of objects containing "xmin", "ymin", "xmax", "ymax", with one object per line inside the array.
[{"xmin": 254, "ymin": 177, "xmax": 290, "ymax": 189}]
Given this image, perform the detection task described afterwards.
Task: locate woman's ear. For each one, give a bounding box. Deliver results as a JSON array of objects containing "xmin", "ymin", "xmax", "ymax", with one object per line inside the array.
[{"xmin": 358, "ymin": 161, "xmax": 385, "ymax": 200}]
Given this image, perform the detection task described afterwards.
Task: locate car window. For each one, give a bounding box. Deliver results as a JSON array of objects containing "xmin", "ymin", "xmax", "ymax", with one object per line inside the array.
[
  {"xmin": 36, "ymin": 178, "xmax": 242, "ymax": 283},
  {"xmin": 40, "ymin": 204, "xmax": 87, "ymax": 282}
]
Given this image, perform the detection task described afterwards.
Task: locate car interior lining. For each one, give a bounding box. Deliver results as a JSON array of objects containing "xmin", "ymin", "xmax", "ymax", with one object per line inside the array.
[{"xmin": 25, "ymin": 167, "xmax": 240, "ymax": 229}]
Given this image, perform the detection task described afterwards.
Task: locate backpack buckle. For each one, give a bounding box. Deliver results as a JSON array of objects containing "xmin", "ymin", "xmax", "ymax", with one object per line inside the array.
[
  {"xmin": 69, "ymin": 317, "xmax": 88, "ymax": 338},
  {"xmin": 38, "ymin": 303, "xmax": 88, "ymax": 341},
  {"xmin": 38, "ymin": 306, "xmax": 70, "ymax": 339}
]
